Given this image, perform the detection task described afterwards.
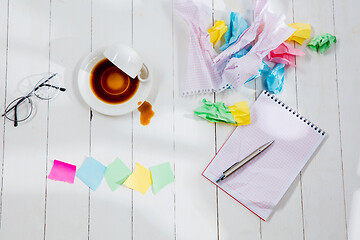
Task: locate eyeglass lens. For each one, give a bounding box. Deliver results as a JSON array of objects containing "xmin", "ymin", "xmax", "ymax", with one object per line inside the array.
[
  {"xmin": 3, "ymin": 97, "xmax": 33, "ymax": 126},
  {"xmin": 34, "ymin": 73, "xmax": 65, "ymax": 100}
]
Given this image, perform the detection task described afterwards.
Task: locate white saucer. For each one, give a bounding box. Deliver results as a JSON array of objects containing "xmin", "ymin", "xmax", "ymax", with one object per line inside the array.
[{"xmin": 77, "ymin": 48, "xmax": 152, "ymax": 116}]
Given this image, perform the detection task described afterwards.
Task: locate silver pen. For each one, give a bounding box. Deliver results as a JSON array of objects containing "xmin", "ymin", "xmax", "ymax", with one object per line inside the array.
[{"xmin": 216, "ymin": 140, "xmax": 275, "ymax": 183}]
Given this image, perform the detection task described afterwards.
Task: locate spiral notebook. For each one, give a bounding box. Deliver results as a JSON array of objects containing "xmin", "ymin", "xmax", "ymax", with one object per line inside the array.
[{"xmin": 202, "ymin": 90, "xmax": 326, "ymax": 221}]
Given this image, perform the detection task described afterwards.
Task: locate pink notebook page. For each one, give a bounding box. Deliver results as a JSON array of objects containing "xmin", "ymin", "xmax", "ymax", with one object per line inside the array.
[{"xmin": 202, "ymin": 91, "xmax": 326, "ymax": 220}]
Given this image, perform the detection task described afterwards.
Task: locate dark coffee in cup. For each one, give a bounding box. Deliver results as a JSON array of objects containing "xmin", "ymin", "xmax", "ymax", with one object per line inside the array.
[{"xmin": 90, "ymin": 58, "xmax": 140, "ymax": 104}]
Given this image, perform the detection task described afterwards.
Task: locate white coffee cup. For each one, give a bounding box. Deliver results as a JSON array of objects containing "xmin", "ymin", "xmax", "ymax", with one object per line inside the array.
[{"xmin": 104, "ymin": 43, "xmax": 150, "ymax": 82}]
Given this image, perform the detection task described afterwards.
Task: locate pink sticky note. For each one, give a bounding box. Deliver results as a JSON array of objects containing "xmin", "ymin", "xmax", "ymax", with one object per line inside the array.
[{"xmin": 48, "ymin": 160, "xmax": 77, "ymax": 184}]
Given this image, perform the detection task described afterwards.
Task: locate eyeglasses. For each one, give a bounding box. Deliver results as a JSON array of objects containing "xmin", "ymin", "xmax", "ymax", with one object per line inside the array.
[{"xmin": 1, "ymin": 73, "xmax": 66, "ymax": 127}]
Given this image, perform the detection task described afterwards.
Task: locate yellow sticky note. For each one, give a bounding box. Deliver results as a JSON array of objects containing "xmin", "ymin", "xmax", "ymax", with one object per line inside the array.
[
  {"xmin": 287, "ymin": 23, "xmax": 311, "ymax": 45},
  {"xmin": 123, "ymin": 163, "xmax": 152, "ymax": 194},
  {"xmin": 228, "ymin": 101, "xmax": 251, "ymax": 126},
  {"xmin": 207, "ymin": 20, "xmax": 228, "ymax": 47}
]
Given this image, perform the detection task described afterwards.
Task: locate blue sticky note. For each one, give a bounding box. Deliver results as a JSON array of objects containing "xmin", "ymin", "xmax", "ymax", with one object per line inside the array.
[
  {"xmin": 264, "ymin": 63, "xmax": 285, "ymax": 95},
  {"xmin": 76, "ymin": 157, "xmax": 107, "ymax": 191},
  {"xmin": 220, "ymin": 12, "xmax": 249, "ymax": 51}
]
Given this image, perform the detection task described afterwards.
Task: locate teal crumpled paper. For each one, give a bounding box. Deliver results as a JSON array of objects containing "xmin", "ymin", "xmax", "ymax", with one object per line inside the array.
[
  {"xmin": 232, "ymin": 48, "xmax": 271, "ymax": 84},
  {"xmin": 194, "ymin": 99, "xmax": 236, "ymax": 124},
  {"xmin": 264, "ymin": 63, "xmax": 285, "ymax": 95},
  {"xmin": 246, "ymin": 61, "xmax": 271, "ymax": 83},
  {"xmin": 307, "ymin": 33, "xmax": 337, "ymax": 54},
  {"xmin": 220, "ymin": 12, "xmax": 249, "ymax": 51}
]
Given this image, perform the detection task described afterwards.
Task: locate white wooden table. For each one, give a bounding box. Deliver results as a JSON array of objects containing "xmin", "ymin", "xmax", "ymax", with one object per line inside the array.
[{"xmin": 0, "ymin": 0, "xmax": 357, "ymax": 239}]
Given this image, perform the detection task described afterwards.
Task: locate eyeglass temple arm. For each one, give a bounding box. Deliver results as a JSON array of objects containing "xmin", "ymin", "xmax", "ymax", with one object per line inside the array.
[
  {"xmin": 14, "ymin": 105, "xmax": 18, "ymax": 127},
  {"xmin": 42, "ymin": 84, "xmax": 66, "ymax": 92}
]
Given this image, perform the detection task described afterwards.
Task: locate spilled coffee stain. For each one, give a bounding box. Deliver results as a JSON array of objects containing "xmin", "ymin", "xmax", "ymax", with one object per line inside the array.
[{"xmin": 137, "ymin": 101, "xmax": 155, "ymax": 126}]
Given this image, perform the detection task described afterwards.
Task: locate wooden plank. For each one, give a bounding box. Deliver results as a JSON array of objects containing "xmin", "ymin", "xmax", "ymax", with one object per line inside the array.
[
  {"xmin": 0, "ymin": 0, "xmax": 8, "ymax": 228},
  {"xmin": 213, "ymin": 0, "xmax": 303, "ymax": 239},
  {"xmin": 294, "ymin": 0, "xmax": 347, "ymax": 239},
  {"xmin": 333, "ymin": 0, "xmax": 360, "ymax": 239},
  {"xmin": 132, "ymin": 0, "xmax": 175, "ymax": 239},
  {"xmin": 45, "ymin": 0, "xmax": 91, "ymax": 239},
  {"xmin": 260, "ymin": 1, "xmax": 304, "ymax": 239},
  {"xmin": 213, "ymin": 1, "xmax": 260, "ymax": 239},
  {"xmin": 89, "ymin": 0, "xmax": 133, "ymax": 239},
  {"xmin": 0, "ymin": 0, "xmax": 49, "ymax": 238},
  {"xmin": 173, "ymin": 0, "xmax": 218, "ymax": 239},
  {"xmin": 215, "ymin": 90, "xmax": 260, "ymax": 239}
]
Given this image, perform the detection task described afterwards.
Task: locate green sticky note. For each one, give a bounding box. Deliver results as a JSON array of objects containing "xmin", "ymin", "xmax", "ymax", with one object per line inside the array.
[
  {"xmin": 194, "ymin": 99, "xmax": 236, "ymax": 124},
  {"xmin": 104, "ymin": 158, "xmax": 132, "ymax": 191},
  {"xmin": 150, "ymin": 162, "xmax": 174, "ymax": 194},
  {"xmin": 307, "ymin": 33, "xmax": 336, "ymax": 54}
]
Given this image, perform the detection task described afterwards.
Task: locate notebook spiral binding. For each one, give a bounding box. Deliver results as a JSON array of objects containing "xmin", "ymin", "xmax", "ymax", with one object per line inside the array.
[{"xmin": 263, "ymin": 91, "xmax": 326, "ymax": 136}]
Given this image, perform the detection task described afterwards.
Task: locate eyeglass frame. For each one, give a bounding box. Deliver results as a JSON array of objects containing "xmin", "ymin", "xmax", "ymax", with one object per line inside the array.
[{"xmin": 1, "ymin": 73, "xmax": 66, "ymax": 127}]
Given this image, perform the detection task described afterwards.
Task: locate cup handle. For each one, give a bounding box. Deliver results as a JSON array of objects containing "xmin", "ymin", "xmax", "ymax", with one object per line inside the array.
[{"xmin": 138, "ymin": 64, "xmax": 150, "ymax": 82}]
